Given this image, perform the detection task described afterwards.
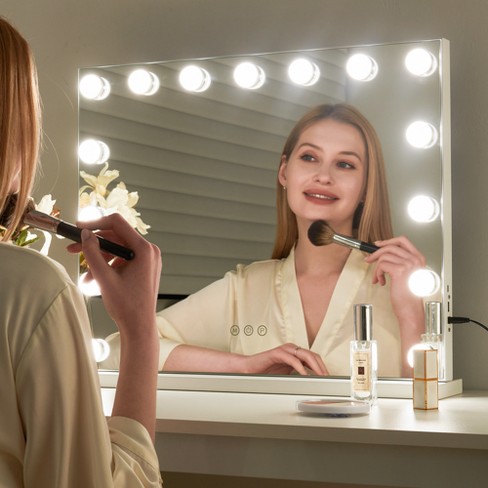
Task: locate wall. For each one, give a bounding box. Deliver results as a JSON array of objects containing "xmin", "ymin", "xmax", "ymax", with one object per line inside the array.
[{"xmin": 3, "ymin": 0, "xmax": 487, "ymax": 409}]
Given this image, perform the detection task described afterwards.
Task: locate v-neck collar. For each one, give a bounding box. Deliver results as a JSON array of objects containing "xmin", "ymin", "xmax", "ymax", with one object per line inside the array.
[{"xmin": 279, "ymin": 247, "xmax": 369, "ymax": 351}]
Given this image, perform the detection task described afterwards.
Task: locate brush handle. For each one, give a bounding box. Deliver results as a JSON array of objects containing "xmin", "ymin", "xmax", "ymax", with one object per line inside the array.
[
  {"xmin": 333, "ymin": 233, "xmax": 379, "ymax": 254},
  {"xmin": 58, "ymin": 222, "xmax": 135, "ymax": 260},
  {"xmin": 359, "ymin": 241, "xmax": 380, "ymax": 254}
]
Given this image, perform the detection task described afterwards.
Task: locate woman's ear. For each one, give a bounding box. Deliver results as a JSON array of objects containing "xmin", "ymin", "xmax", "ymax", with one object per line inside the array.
[{"xmin": 278, "ymin": 155, "xmax": 287, "ymax": 187}]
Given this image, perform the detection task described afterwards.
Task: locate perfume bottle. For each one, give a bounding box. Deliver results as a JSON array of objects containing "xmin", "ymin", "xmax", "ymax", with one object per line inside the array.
[
  {"xmin": 350, "ymin": 303, "xmax": 377, "ymax": 403},
  {"xmin": 421, "ymin": 301, "xmax": 443, "ymax": 379}
]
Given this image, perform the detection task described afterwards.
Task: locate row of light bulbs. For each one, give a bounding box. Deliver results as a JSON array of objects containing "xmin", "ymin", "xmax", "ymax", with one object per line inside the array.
[{"xmin": 79, "ymin": 47, "xmax": 438, "ymax": 99}]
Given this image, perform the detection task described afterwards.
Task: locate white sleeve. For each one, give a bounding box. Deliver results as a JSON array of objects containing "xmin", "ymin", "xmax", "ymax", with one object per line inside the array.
[{"xmin": 156, "ymin": 270, "xmax": 237, "ymax": 369}]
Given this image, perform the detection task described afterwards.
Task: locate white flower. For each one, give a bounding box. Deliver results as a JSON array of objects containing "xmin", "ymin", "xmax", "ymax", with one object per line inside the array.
[
  {"xmin": 35, "ymin": 194, "xmax": 56, "ymax": 214},
  {"xmin": 78, "ymin": 163, "xmax": 150, "ymax": 235},
  {"xmin": 79, "ymin": 191, "xmax": 98, "ymax": 209},
  {"xmin": 103, "ymin": 186, "xmax": 150, "ymax": 235},
  {"xmin": 80, "ymin": 162, "xmax": 119, "ymax": 198}
]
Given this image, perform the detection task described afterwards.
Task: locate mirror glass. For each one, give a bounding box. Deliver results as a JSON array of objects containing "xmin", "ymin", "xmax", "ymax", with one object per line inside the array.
[{"xmin": 79, "ymin": 39, "xmax": 452, "ymax": 381}]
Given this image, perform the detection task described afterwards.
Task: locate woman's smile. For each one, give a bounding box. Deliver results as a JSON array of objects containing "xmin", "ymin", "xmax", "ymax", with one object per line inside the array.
[{"xmin": 303, "ymin": 189, "xmax": 339, "ymax": 203}]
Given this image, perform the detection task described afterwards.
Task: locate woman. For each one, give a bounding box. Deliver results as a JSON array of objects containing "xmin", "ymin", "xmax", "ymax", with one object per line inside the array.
[
  {"xmin": 153, "ymin": 103, "xmax": 425, "ymax": 378},
  {"xmin": 0, "ymin": 17, "xmax": 162, "ymax": 486}
]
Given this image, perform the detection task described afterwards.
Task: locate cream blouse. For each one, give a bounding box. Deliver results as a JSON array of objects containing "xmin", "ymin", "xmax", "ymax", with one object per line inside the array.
[
  {"xmin": 156, "ymin": 248, "xmax": 402, "ymax": 377},
  {"xmin": 0, "ymin": 243, "xmax": 161, "ymax": 487}
]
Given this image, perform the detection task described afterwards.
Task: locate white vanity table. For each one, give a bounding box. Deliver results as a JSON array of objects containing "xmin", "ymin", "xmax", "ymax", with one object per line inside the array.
[{"xmin": 100, "ymin": 373, "xmax": 487, "ymax": 487}]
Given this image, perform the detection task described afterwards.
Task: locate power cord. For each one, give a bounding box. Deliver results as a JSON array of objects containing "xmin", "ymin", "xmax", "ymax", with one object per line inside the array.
[{"xmin": 448, "ymin": 316, "xmax": 488, "ymax": 333}]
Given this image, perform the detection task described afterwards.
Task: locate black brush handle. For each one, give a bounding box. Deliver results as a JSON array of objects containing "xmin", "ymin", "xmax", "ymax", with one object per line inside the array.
[
  {"xmin": 58, "ymin": 222, "xmax": 135, "ymax": 260},
  {"xmin": 359, "ymin": 241, "xmax": 380, "ymax": 254}
]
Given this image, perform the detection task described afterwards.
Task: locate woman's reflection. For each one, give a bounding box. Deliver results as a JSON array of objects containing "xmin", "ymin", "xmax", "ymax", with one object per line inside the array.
[{"xmin": 106, "ymin": 103, "xmax": 426, "ymax": 377}]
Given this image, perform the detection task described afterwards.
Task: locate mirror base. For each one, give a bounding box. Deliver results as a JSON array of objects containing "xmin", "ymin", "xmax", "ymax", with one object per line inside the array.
[{"xmin": 99, "ymin": 371, "xmax": 462, "ymax": 399}]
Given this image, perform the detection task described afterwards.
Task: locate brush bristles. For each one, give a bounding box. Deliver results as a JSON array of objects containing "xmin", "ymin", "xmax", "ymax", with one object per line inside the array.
[
  {"xmin": 308, "ymin": 220, "xmax": 335, "ymax": 247},
  {"xmin": 0, "ymin": 194, "xmax": 35, "ymax": 228}
]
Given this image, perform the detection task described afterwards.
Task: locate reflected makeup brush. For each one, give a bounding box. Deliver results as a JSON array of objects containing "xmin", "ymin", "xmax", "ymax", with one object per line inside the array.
[
  {"xmin": 308, "ymin": 220, "xmax": 379, "ymax": 254},
  {"xmin": 23, "ymin": 208, "xmax": 135, "ymax": 260}
]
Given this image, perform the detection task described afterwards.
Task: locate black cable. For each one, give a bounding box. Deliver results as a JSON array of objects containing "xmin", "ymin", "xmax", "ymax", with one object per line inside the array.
[{"xmin": 448, "ymin": 316, "xmax": 488, "ymax": 333}]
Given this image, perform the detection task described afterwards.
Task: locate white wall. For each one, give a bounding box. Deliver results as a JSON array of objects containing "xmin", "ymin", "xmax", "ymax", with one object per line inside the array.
[{"xmin": 3, "ymin": 0, "xmax": 488, "ymax": 389}]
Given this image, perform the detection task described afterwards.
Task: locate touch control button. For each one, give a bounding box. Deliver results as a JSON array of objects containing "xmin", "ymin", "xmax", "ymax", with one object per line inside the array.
[{"xmin": 244, "ymin": 325, "xmax": 254, "ymax": 336}]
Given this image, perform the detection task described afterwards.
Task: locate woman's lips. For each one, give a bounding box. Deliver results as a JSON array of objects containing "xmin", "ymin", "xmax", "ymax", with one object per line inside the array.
[{"xmin": 303, "ymin": 191, "xmax": 338, "ymax": 203}]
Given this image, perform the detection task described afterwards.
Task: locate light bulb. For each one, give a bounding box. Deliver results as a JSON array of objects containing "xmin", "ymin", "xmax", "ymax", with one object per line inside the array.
[
  {"xmin": 407, "ymin": 195, "xmax": 440, "ymax": 223},
  {"xmin": 287, "ymin": 58, "xmax": 320, "ymax": 86},
  {"xmin": 92, "ymin": 338, "xmax": 111, "ymax": 363},
  {"xmin": 408, "ymin": 268, "xmax": 441, "ymax": 297},
  {"xmin": 78, "ymin": 139, "xmax": 110, "ymax": 165},
  {"xmin": 346, "ymin": 54, "xmax": 378, "ymax": 81},
  {"xmin": 405, "ymin": 121, "xmax": 438, "ymax": 149},
  {"xmin": 78, "ymin": 272, "xmax": 101, "ymax": 297},
  {"xmin": 233, "ymin": 62, "xmax": 265, "ymax": 89},
  {"xmin": 128, "ymin": 69, "xmax": 160, "ymax": 96},
  {"xmin": 179, "ymin": 65, "xmax": 211, "ymax": 92},
  {"xmin": 79, "ymin": 74, "xmax": 111, "ymax": 100},
  {"xmin": 405, "ymin": 48, "xmax": 437, "ymax": 77}
]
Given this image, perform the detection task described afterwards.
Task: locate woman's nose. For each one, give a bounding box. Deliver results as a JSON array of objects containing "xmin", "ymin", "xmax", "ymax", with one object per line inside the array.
[{"xmin": 313, "ymin": 162, "xmax": 333, "ymax": 184}]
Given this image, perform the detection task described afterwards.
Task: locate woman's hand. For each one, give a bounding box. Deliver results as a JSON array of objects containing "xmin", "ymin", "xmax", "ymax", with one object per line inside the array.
[
  {"xmin": 364, "ymin": 235, "xmax": 425, "ymax": 374},
  {"xmin": 67, "ymin": 214, "xmax": 162, "ymax": 338},
  {"xmin": 241, "ymin": 343, "xmax": 328, "ymax": 376},
  {"xmin": 364, "ymin": 235, "xmax": 425, "ymax": 311}
]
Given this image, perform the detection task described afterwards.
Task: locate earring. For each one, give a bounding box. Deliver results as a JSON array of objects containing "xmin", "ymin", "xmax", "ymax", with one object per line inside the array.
[{"xmin": 283, "ymin": 185, "xmax": 287, "ymax": 190}]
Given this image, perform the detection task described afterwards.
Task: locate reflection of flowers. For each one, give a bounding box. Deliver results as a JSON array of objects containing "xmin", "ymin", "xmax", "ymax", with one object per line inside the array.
[
  {"xmin": 0, "ymin": 194, "xmax": 58, "ymax": 253},
  {"xmin": 78, "ymin": 162, "xmax": 150, "ymax": 276},
  {"xmin": 79, "ymin": 162, "xmax": 150, "ymax": 235}
]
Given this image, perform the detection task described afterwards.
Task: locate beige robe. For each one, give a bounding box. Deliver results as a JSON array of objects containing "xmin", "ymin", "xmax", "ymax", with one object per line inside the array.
[
  {"xmin": 0, "ymin": 243, "xmax": 161, "ymax": 487},
  {"xmin": 156, "ymin": 248, "xmax": 402, "ymax": 377}
]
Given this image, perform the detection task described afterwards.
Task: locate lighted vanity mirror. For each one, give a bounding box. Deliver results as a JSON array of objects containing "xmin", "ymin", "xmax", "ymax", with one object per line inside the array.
[{"xmin": 79, "ymin": 39, "xmax": 454, "ymax": 391}]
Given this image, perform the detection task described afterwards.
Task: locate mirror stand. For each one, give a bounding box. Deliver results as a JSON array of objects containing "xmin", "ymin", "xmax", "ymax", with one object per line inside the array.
[{"xmin": 98, "ymin": 370, "xmax": 462, "ymax": 399}]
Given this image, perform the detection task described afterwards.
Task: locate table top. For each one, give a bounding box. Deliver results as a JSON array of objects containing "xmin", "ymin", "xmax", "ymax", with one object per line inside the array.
[{"xmin": 100, "ymin": 387, "xmax": 488, "ymax": 450}]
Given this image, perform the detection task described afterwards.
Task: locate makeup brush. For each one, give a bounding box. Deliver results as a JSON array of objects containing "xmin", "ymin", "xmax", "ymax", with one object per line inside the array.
[
  {"xmin": 308, "ymin": 220, "xmax": 379, "ymax": 254},
  {"xmin": 24, "ymin": 209, "xmax": 135, "ymax": 260}
]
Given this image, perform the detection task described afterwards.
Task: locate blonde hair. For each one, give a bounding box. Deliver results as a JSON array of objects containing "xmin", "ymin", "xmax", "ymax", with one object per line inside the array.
[
  {"xmin": 272, "ymin": 103, "xmax": 393, "ymax": 259},
  {"xmin": 0, "ymin": 17, "xmax": 41, "ymax": 241}
]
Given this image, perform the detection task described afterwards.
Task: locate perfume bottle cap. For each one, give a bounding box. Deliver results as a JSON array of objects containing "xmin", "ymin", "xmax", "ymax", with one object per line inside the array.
[
  {"xmin": 354, "ymin": 303, "xmax": 373, "ymax": 341},
  {"xmin": 425, "ymin": 301, "xmax": 442, "ymax": 335}
]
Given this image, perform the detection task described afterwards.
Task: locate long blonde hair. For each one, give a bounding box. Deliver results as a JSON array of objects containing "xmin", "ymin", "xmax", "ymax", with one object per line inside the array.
[
  {"xmin": 272, "ymin": 103, "xmax": 393, "ymax": 259},
  {"xmin": 0, "ymin": 16, "xmax": 41, "ymax": 241}
]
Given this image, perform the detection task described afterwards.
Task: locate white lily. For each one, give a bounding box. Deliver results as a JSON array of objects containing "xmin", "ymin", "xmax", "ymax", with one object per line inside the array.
[
  {"xmin": 80, "ymin": 162, "xmax": 120, "ymax": 197},
  {"xmin": 35, "ymin": 194, "xmax": 56, "ymax": 214},
  {"xmin": 78, "ymin": 163, "xmax": 150, "ymax": 236},
  {"xmin": 103, "ymin": 186, "xmax": 150, "ymax": 235}
]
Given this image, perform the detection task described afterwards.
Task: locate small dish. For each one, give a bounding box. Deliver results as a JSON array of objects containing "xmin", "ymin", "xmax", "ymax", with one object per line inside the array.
[{"xmin": 296, "ymin": 399, "xmax": 370, "ymax": 416}]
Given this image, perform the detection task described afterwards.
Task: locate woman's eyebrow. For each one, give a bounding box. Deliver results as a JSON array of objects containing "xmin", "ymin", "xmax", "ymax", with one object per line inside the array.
[
  {"xmin": 297, "ymin": 143, "xmax": 363, "ymax": 161},
  {"xmin": 339, "ymin": 150, "xmax": 363, "ymax": 161},
  {"xmin": 297, "ymin": 142, "xmax": 322, "ymax": 151}
]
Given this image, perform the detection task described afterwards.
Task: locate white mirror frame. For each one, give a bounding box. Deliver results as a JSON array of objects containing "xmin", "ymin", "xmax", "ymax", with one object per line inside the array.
[{"xmin": 82, "ymin": 39, "xmax": 458, "ymax": 397}]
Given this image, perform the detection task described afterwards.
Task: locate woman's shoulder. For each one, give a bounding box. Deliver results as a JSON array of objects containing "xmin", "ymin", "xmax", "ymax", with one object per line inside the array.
[
  {"xmin": 0, "ymin": 243, "xmax": 72, "ymax": 293},
  {"xmin": 233, "ymin": 257, "xmax": 284, "ymax": 278}
]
